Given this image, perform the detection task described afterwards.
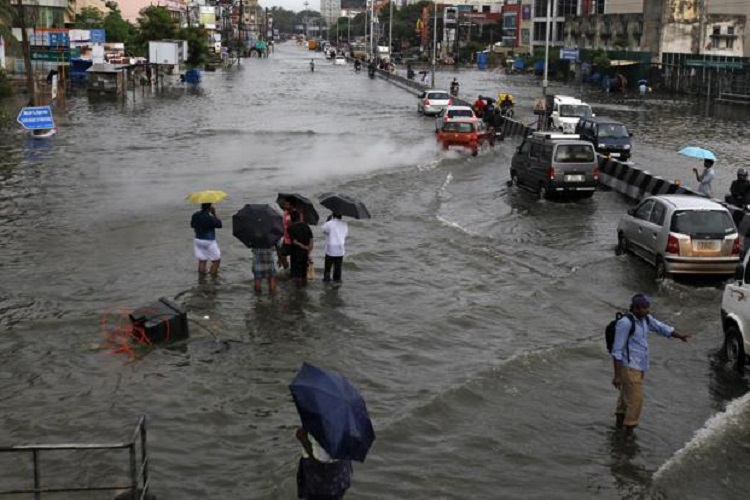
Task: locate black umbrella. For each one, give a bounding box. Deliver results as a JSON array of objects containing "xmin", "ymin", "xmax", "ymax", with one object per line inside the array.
[
  {"xmin": 232, "ymin": 204, "xmax": 284, "ymax": 249},
  {"xmin": 319, "ymin": 193, "xmax": 371, "ymax": 220},
  {"xmin": 276, "ymin": 192, "xmax": 320, "ymax": 226}
]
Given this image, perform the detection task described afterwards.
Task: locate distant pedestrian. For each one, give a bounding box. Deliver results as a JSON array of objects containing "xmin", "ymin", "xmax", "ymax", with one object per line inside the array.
[
  {"xmin": 322, "ymin": 214, "xmax": 348, "ymax": 283},
  {"xmin": 191, "ymin": 203, "xmax": 223, "ymax": 275},
  {"xmin": 310, "ymin": 59, "xmax": 315, "ymax": 72},
  {"xmin": 295, "ymin": 427, "xmax": 352, "ymax": 499},
  {"xmin": 288, "ymin": 211, "xmax": 314, "ymax": 288},
  {"xmin": 252, "ymin": 247, "xmax": 278, "ymax": 293},
  {"xmin": 611, "ymin": 293, "xmax": 690, "ymax": 438},
  {"xmin": 693, "ymin": 158, "xmax": 715, "ymax": 198}
]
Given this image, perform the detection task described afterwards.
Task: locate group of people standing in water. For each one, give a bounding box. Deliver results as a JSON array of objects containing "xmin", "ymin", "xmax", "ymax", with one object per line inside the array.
[{"xmin": 190, "ymin": 197, "xmax": 349, "ymax": 293}]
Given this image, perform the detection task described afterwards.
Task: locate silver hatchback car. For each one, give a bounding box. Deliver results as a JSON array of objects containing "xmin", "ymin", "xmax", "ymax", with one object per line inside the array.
[
  {"xmin": 417, "ymin": 90, "xmax": 452, "ymax": 116},
  {"xmin": 616, "ymin": 195, "xmax": 740, "ymax": 279}
]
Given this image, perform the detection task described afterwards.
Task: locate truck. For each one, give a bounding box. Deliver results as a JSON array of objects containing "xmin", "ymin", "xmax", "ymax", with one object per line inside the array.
[
  {"xmin": 544, "ymin": 95, "xmax": 594, "ymax": 134},
  {"xmin": 308, "ymin": 39, "xmax": 317, "ymax": 51}
]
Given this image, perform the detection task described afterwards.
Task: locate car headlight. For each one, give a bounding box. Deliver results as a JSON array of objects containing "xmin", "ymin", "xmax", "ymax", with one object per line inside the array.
[
  {"xmin": 623, "ymin": 144, "xmax": 631, "ymax": 150},
  {"xmin": 598, "ymin": 143, "xmax": 606, "ymax": 149}
]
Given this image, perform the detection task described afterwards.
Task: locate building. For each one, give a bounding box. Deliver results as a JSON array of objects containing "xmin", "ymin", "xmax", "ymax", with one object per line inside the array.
[
  {"xmin": 320, "ymin": 0, "xmax": 342, "ymax": 28},
  {"xmin": 119, "ymin": 0, "xmax": 187, "ymax": 23}
]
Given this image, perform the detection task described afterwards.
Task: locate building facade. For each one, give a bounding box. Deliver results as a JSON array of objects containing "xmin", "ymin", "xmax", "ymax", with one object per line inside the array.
[{"xmin": 118, "ymin": 0, "xmax": 187, "ymax": 23}]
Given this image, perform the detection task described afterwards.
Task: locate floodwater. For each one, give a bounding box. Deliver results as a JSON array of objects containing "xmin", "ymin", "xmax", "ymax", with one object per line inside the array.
[{"xmin": 1, "ymin": 44, "xmax": 749, "ymax": 499}]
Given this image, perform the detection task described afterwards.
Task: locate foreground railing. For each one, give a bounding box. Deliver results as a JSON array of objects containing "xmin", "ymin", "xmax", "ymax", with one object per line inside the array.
[{"xmin": 0, "ymin": 415, "xmax": 150, "ymax": 500}]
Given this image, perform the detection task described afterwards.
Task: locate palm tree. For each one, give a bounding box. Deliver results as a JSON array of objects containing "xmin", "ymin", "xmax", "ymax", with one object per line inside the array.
[{"xmin": 0, "ymin": 0, "xmax": 16, "ymax": 43}]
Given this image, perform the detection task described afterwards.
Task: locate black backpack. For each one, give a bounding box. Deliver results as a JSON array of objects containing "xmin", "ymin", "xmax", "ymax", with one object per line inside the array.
[{"xmin": 605, "ymin": 312, "xmax": 637, "ymax": 361}]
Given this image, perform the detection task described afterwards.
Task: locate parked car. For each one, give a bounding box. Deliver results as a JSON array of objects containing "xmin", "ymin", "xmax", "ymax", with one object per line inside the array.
[
  {"xmin": 434, "ymin": 105, "xmax": 476, "ymax": 132},
  {"xmin": 437, "ymin": 118, "xmax": 494, "ymax": 156},
  {"xmin": 334, "ymin": 55, "xmax": 346, "ymax": 65},
  {"xmin": 721, "ymin": 253, "xmax": 750, "ymax": 372},
  {"xmin": 508, "ymin": 132, "xmax": 598, "ymax": 199},
  {"xmin": 418, "ymin": 90, "xmax": 452, "ymax": 116},
  {"xmin": 616, "ymin": 195, "xmax": 740, "ymax": 280},
  {"xmin": 575, "ymin": 116, "xmax": 633, "ymax": 161}
]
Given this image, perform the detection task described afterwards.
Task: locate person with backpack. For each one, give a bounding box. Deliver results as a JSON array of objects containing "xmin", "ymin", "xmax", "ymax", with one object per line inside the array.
[{"xmin": 608, "ymin": 293, "xmax": 690, "ymax": 438}]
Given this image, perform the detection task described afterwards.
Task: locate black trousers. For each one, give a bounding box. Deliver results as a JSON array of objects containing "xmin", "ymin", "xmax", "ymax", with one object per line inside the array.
[{"xmin": 324, "ymin": 255, "xmax": 343, "ymax": 282}]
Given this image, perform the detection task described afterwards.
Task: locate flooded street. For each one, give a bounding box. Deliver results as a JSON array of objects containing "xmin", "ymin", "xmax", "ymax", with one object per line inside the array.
[{"xmin": 1, "ymin": 43, "xmax": 749, "ymax": 499}]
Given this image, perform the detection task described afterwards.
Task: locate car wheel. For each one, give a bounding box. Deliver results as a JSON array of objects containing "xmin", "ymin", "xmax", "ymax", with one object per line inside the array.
[
  {"xmin": 615, "ymin": 233, "xmax": 628, "ymax": 256},
  {"xmin": 723, "ymin": 325, "xmax": 746, "ymax": 373},
  {"xmin": 655, "ymin": 258, "xmax": 669, "ymax": 281},
  {"xmin": 538, "ymin": 183, "xmax": 548, "ymax": 200},
  {"xmin": 507, "ymin": 171, "xmax": 518, "ymax": 188},
  {"xmin": 471, "ymin": 148, "xmax": 478, "ymax": 157}
]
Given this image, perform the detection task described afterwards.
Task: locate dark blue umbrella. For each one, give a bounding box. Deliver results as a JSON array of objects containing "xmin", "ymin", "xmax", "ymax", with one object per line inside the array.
[
  {"xmin": 290, "ymin": 363, "xmax": 375, "ymax": 462},
  {"xmin": 232, "ymin": 204, "xmax": 284, "ymax": 249}
]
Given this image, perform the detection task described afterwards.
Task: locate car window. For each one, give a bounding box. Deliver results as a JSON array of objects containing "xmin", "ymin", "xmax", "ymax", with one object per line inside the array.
[
  {"xmin": 598, "ymin": 123, "xmax": 629, "ymax": 138},
  {"xmin": 670, "ymin": 210, "xmax": 735, "ymax": 236},
  {"xmin": 541, "ymin": 144, "xmax": 553, "ymax": 161},
  {"xmin": 448, "ymin": 109, "xmax": 474, "ymax": 118},
  {"xmin": 649, "ymin": 202, "xmax": 666, "ymax": 226},
  {"xmin": 429, "ymin": 92, "xmax": 450, "ymax": 100},
  {"xmin": 554, "ymin": 144, "xmax": 595, "ymax": 163},
  {"xmin": 530, "ymin": 142, "xmax": 542, "ymax": 158},
  {"xmin": 442, "ymin": 122, "xmax": 474, "ymax": 133},
  {"xmin": 634, "ymin": 200, "xmax": 655, "ymax": 220},
  {"xmin": 519, "ymin": 141, "xmax": 531, "ymax": 155}
]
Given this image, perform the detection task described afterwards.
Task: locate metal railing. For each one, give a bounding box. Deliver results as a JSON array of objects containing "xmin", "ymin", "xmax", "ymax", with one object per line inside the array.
[{"xmin": 0, "ymin": 415, "xmax": 150, "ymax": 500}]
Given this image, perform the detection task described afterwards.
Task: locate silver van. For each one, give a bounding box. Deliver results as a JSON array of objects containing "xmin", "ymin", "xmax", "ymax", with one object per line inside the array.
[
  {"xmin": 616, "ymin": 195, "xmax": 740, "ymax": 279},
  {"xmin": 508, "ymin": 132, "xmax": 598, "ymax": 199}
]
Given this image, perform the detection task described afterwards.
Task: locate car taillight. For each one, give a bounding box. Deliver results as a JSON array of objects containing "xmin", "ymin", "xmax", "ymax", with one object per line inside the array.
[
  {"xmin": 666, "ymin": 234, "xmax": 680, "ymax": 255},
  {"xmin": 424, "ymin": 99, "xmax": 430, "ymax": 105},
  {"xmin": 732, "ymin": 237, "xmax": 741, "ymax": 255},
  {"xmin": 593, "ymin": 167, "xmax": 600, "ymax": 181},
  {"xmin": 547, "ymin": 167, "xmax": 556, "ymax": 180},
  {"xmin": 448, "ymin": 98, "xmax": 453, "ymax": 105},
  {"xmin": 471, "ymin": 133, "xmax": 478, "ymax": 140}
]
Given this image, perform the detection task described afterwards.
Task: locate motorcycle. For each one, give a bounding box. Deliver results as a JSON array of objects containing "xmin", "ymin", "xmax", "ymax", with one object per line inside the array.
[
  {"xmin": 368, "ymin": 66, "xmax": 376, "ymax": 79},
  {"xmin": 500, "ymin": 106, "xmax": 514, "ymax": 119}
]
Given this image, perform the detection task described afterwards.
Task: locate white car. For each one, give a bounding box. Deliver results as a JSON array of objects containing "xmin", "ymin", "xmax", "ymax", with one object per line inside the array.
[
  {"xmin": 721, "ymin": 251, "xmax": 750, "ymax": 372},
  {"xmin": 434, "ymin": 105, "xmax": 475, "ymax": 132},
  {"xmin": 417, "ymin": 90, "xmax": 452, "ymax": 116},
  {"xmin": 334, "ymin": 55, "xmax": 346, "ymax": 65},
  {"xmin": 548, "ymin": 95, "xmax": 593, "ymax": 133}
]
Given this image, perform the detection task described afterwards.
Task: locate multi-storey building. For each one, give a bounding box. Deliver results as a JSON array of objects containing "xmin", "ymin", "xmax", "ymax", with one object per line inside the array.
[{"xmin": 119, "ymin": 0, "xmax": 187, "ymax": 24}]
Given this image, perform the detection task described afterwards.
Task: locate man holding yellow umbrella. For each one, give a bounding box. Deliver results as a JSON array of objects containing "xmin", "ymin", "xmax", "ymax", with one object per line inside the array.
[{"xmin": 187, "ymin": 190, "xmax": 227, "ymax": 276}]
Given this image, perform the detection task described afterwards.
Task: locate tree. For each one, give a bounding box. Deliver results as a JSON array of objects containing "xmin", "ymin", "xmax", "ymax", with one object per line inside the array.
[
  {"xmin": 74, "ymin": 6, "xmax": 104, "ymax": 29},
  {"xmin": 179, "ymin": 27, "xmax": 209, "ymax": 67},
  {"xmin": 134, "ymin": 6, "xmax": 177, "ymax": 55},
  {"xmin": 103, "ymin": 1, "xmax": 135, "ymax": 45},
  {"xmin": 0, "ymin": 0, "xmax": 15, "ymax": 44}
]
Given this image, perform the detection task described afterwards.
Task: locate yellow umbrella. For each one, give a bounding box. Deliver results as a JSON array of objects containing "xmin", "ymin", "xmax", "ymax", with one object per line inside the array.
[{"xmin": 186, "ymin": 190, "xmax": 228, "ymax": 204}]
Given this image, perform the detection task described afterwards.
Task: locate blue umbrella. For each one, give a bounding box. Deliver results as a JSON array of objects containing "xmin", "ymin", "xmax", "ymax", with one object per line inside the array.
[
  {"xmin": 678, "ymin": 146, "xmax": 717, "ymax": 161},
  {"xmin": 290, "ymin": 363, "xmax": 375, "ymax": 462}
]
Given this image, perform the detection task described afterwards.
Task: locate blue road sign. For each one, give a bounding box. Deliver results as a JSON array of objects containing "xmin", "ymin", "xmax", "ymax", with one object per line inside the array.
[
  {"xmin": 561, "ymin": 48, "xmax": 580, "ymax": 62},
  {"xmin": 17, "ymin": 106, "xmax": 55, "ymax": 130},
  {"xmin": 90, "ymin": 29, "xmax": 106, "ymax": 44}
]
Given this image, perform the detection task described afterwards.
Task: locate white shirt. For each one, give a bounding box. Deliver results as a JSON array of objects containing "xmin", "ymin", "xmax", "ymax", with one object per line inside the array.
[
  {"xmin": 301, "ymin": 433, "xmax": 334, "ymax": 463},
  {"xmin": 698, "ymin": 166, "xmax": 715, "ymax": 197},
  {"xmin": 322, "ymin": 218, "xmax": 348, "ymax": 257}
]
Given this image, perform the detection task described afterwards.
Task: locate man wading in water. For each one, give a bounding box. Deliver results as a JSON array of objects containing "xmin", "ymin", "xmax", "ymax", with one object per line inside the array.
[{"xmin": 611, "ymin": 293, "xmax": 690, "ymax": 438}]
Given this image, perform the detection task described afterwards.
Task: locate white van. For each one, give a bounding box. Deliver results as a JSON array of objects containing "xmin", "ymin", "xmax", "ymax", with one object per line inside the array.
[{"xmin": 547, "ymin": 95, "xmax": 593, "ymax": 134}]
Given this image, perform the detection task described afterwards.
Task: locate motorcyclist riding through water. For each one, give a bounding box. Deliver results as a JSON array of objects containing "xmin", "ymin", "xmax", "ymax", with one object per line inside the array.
[
  {"xmin": 354, "ymin": 59, "xmax": 362, "ymax": 71},
  {"xmin": 368, "ymin": 60, "xmax": 376, "ymax": 77},
  {"xmin": 726, "ymin": 168, "xmax": 750, "ymax": 207},
  {"xmin": 310, "ymin": 59, "xmax": 315, "ymax": 72}
]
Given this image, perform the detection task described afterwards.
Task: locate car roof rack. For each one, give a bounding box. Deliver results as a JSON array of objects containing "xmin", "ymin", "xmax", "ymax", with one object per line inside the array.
[{"xmin": 532, "ymin": 131, "xmax": 580, "ymax": 140}]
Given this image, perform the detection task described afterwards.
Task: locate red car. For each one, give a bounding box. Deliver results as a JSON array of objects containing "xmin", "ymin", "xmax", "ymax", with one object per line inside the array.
[{"xmin": 437, "ymin": 118, "xmax": 495, "ymax": 156}]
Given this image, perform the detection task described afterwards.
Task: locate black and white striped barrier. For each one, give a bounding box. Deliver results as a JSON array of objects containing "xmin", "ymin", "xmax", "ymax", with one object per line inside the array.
[{"xmin": 597, "ymin": 157, "xmax": 701, "ymax": 200}]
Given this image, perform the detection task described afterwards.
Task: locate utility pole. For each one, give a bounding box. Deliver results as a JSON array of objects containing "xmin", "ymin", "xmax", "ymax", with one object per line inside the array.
[
  {"xmin": 389, "ymin": 0, "xmax": 393, "ymax": 61},
  {"xmin": 542, "ymin": 0, "xmax": 551, "ymax": 98},
  {"xmin": 238, "ymin": 0, "xmax": 243, "ymax": 65},
  {"xmin": 15, "ymin": 0, "xmax": 36, "ymax": 105},
  {"xmin": 431, "ymin": 0, "xmax": 437, "ymax": 89}
]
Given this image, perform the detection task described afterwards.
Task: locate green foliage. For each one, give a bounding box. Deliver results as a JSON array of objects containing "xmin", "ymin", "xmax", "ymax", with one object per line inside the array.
[
  {"xmin": 590, "ymin": 48, "xmax": 611, "ymax": 69},
  {"xmin": 179, "ymin": 27, "xmax": 209, "ymax": 68},
  {"xmin": 133, "ymin": 6, "xmax": 177, "ymax": 56},
  {"xmin": 103, "ymin": 1, "xmax": 136, "ymax": 46},
  {"xmin": 0, "ymin": 0, "xmax": 18, "ymax": 44},
  {"xmin": 74, "ymin": 6, "xmax": 104, "ymax": 29}
]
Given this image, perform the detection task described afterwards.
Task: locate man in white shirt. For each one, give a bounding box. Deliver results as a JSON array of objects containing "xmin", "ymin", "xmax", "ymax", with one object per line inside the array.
[
  {"xmin": 693, "ymin": 159, "xmax": 715, "ymax": 198},
  {"xmin": 322, "ymin": 214, "xmax": 348, "ymax": 283}
]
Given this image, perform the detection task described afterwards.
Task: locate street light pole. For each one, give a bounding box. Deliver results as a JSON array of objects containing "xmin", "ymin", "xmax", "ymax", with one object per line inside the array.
[
  {"xmin": 389, "ymin": 0, "xmax": 393, "ymax": 60},
  {"xmin": 431, "ymin": 0, "xmax": 437, "ymax": 89},
  {"xmin": 542, "ymin": 0, "xmax": 551, "ymax": 98}
]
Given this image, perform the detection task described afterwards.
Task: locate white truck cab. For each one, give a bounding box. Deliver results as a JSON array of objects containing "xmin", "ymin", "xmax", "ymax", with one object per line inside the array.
[
  {"xmin": 548, "ymin": 95, "xmax": 594, "ymax": 134},
  {"xmin": 720, "ymin": 252, "xmax": 750, "ymax": 372}
]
